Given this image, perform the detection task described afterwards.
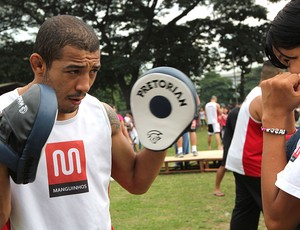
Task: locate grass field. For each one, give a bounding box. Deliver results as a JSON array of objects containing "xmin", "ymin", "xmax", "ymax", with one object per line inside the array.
[{"xmin": 110, "ymin": 127, "xmax": 267, "ymax": 230}]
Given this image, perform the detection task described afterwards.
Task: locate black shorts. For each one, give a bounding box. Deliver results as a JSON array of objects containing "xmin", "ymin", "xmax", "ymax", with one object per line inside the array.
[{"xmin": 207, "ymin": 123, "xmax": 221, "ymax": 134}]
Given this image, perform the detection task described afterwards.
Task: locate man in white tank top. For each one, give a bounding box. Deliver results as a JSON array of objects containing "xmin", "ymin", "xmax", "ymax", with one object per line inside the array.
[
  {"xmin": 0, "ymin": 15, "xmax": 168, "ymax": 230},
  {"xmin": 204, "ymin": 95, "xmax": 222, "ymax": 150}
]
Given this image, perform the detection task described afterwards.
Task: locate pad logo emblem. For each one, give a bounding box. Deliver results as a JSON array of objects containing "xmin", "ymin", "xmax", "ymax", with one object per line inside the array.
[
  {"xmin": 136, "ymin": 79, "xmax": 187, "ymax": 106},
  {"xmin": 17, "ymin": 96, "xmax": 28, "ymax": 114},
  {"xmin": 45, "ymin": 140, "xmax": 89, "ymax": 198},
  {"xmin": 147, "ymin": 130, "xmax": 162, "ymax": 144},
  {"xmin": 290, "ymin": 146, "xmax": 300, "ymax": 162}
]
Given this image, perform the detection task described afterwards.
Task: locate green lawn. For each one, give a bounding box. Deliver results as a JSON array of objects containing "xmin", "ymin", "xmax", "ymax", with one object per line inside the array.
[{"xmin": 110, "ymin": 127, "xmax": 267, "ymax": 230}]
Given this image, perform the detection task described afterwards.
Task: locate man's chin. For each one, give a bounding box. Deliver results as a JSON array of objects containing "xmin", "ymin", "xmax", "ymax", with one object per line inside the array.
[{"xmin": 58, "ymin": 106, "xmax": 78, "ymax": 115}]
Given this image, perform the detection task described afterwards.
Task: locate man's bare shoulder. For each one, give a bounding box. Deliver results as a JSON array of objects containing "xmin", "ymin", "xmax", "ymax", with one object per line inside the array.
[{"xmin": 102, "ymin": 103, "xmax": 121, "ymax": 134}]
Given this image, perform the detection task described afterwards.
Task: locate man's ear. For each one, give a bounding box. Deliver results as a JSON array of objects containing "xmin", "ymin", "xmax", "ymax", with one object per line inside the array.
[{"xmin": 30, "ymin": 53, "xmax": 46, "ymax": 78}]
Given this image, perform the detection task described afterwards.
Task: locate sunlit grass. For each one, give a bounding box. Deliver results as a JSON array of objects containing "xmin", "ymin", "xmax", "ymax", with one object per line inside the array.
[{"xmin": 110, "ymin": 127, "xmax": 267, "ymax": 230}]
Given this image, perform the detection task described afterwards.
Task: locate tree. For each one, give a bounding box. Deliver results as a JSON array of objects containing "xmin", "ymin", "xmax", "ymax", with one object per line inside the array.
[
  {"xmin": 0, "ymin": 0, "xmax": 219, "ymax": 109},
  {"xmin": 0, "ymin": 34, "xmax": 32, "ymax": 84},
  {"xmin": 0, "ymin": 0, "xmax": 283, "ymax": 107},
  {"xmin": 243, "ymin": 65, "xmax": 262, "ymax": 96},
  {"xmin": 198, "ymin": 71, "xmax": 234, "ymax": 106},
  {"xmin": 209, "ymin": 0, "xmax": 272, "ymax": 101}
]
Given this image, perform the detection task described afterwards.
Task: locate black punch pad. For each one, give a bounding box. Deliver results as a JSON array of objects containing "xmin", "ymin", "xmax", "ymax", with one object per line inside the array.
[{"xmin": 0, "ymin": 84, "xmax": 57, "ymax": 184}]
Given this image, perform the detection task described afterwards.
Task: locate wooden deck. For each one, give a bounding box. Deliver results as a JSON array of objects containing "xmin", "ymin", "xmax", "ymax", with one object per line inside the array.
[{"xmin": 160, "ymin": 150, "xmax": 223, "ymax": 174}]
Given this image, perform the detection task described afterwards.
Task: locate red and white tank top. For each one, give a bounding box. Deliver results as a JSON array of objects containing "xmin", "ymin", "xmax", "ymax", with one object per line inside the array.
[{"xmin": 225, "ymin": 87, "xmax": 262, "ymax": 177}]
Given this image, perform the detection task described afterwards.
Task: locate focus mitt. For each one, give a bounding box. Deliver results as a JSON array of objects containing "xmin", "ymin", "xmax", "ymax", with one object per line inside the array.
[
  {"xmin": 130, "ymin": 67, "xmax": 198, "ymax": 151},
  {"xmin": 0, "ymin": 84, "xmax": 57, "ymax": 184}
]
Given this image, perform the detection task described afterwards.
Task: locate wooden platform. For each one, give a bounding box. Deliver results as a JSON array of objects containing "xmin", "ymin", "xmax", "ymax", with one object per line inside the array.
[{"xmin": 160, "ymin": 150, "xmax": 223, "ymax": 174}]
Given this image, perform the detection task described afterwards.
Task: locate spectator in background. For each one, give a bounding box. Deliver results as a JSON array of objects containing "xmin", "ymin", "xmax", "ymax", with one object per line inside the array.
[
  {"xmin": 174, "ymin": 94, "xmax": 200, "ymax": 171},
  {"xmin": 174, "ymin": 132, "xmax": 190, "ymax": 169},
  {"xmin": 124, "ymin": 111, "xmax": 139, "ymax": 152},
  {"xmin": 205, "ymin": 95, "xmax": 223, "ymax": 150},
  {"xmin": 176, "ymin": 94, "xmax": 201, "ymax": 157},
  {"xmin": 189, "ymin": 94, "xmax": 201, "ymax": 156},
  {"xmin": 199, "ymin": 107, "xmax": 206, "ymax": 127},
  {"xmin": 225, "ymin": 60, "xmax": 282, "ymax": 230},
  {"xmin": 220, "ymin": 106, "xmax": 229, "ymax": 139},
  {"xmin": 175, "ymin": 132, "xmax": 190, "ymax": 158}
]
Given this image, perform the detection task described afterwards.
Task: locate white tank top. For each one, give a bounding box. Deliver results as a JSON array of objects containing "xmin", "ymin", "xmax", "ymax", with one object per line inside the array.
[
  {"xmin": 205, "ymin": 101, "xmax": 218, "ymax": 124},
  {"xmin": 1, "ymin": 91, "xmax": 112, "ymax": 230}
]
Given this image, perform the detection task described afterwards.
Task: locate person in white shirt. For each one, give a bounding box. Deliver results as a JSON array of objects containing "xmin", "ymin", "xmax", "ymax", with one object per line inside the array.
[{"xmin": 205, "ymin": 95, "xmax": 222, "ymax": 150}]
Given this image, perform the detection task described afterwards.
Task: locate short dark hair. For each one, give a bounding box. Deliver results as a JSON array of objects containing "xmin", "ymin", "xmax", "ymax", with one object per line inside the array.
[
  {"xmin": 265, "ymin": 0, "xmax": 300, "ymax": 68},
  {"xmin": 260, "ymin": 60, "xmax": 281, "ymax": 81},
  {"xmin": 33, "ymin": 15, "xmax": 100, "ymax": 67}
]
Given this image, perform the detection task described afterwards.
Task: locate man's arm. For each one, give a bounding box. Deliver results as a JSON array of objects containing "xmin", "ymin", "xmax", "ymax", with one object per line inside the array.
[
  {"xmin": 249, "ymin": 96, "xmax": 262, "ymax": 122},
  {"xmin": 261, "ymin": 73, "xmax": 300, "ymax": 229},
  {"xmin": 120, "ymin": 119, "xmax": 132, "ymax": 144},
  {"xmin": 0, "ymin": 163, "xmax": 10, "ymax": 228},
  {"xmin": 216, "ymin": 103, "xmax": 222, "ymax": 116},
  {"xmin": 250, "ymin": 95, "xmax": 296, "ymax": 134},
  {"xmin": 104, "ymin": 103, "xmax": 166, "ymax": 194}
]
